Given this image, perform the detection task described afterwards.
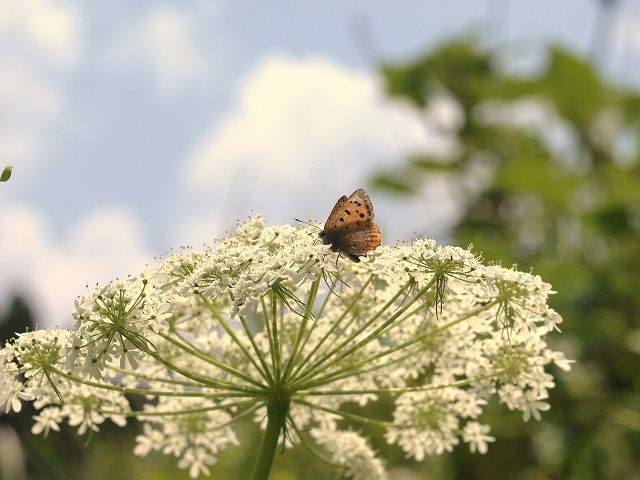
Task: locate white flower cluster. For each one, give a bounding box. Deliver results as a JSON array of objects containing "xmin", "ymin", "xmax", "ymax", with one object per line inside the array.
[
  {"xmin": 311, "ymin": 429, "xmax": 387, "ymax": 480},
  {"xmin": 0, "ymin": 329, "xmax": 130, "ymax": 434},
  {"xmin": 0, "ymin": 216, "xmax": 570, "ymax": 479},
  {"xmin": 69, "ymin": 275, "xmax": 172, "ymax": 376},
  {"xmin": 133, "ymin": 397, "xmax": 241, "ymax": 478}
]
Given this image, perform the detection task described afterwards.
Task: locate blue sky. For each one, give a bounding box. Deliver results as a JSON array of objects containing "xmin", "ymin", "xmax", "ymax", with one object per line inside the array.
[{"xmin": 1, "ymin": 0, "xmax": 638, "ymax": 326}]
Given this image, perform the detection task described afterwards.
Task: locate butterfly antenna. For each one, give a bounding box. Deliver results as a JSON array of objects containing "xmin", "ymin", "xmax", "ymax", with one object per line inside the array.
[{"xmin": 294, "ymin": 218, "xmax": 322, "ymax": 231}]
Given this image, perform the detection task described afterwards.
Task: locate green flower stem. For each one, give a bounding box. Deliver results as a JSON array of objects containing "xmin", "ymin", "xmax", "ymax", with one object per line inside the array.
[
  {"xmin": 43, "ymin": 369, "xmax": 64, "ymax": 401},
  {"xmin": 294, "ymin": 398, "xmax": 394, "ymax": 428},
  {"xmin": 288, "ymin": 275, "xmax": 373, "ymax": 380},
  {"xmin": 375, "ymin": 301, "xmax": 428, "ymax": 338},
  {"xmin": 251, "ymin": 395, "xmax": 290, "ymax": 480},
  {"xmin": 239, "ymin": 314, "xmax": 276, "ymax": 386},
  {"xmin": 287, "ymin": 418, "xmax": 338, "ymax": 467},
  {"xmin": 153, "ymin": 331, "xmax": 268, "ymax": 392},
  {"xmin": 203, "ymin": 402, "xmax": 262, "ymax": 430},
  {"xmin": 291, "ymin": 277, "xmax": 408, "ymax": 385},
  {"xmin": 100, "ymin": 399, "xmax": 256, "ymax": 417},
  {"xmin": 318, "ymin": 344, "xmax": 418, "ymax": 379},
  {"xmin": 295, "ymin": 372, "xmax": 504, "ymax": 397},
  {"xmin": 281, "ymin": 273, "xmax": 321, "ymax": 382},
  {"xmin": 118, "ymin": 403, "xmax": 261, "ymax": 438},
  {"xmin": 314, "ymin": 275, "xmax": 337, "ymax": 319},
  {"xmin": 293, "ymin": 279, "xmax": 435, "ymax": 388},
  {"xmin": 271, "ymin": 291, "xmax": 282, "ymax": 382},
  {"xmin": 199, "ymin": 294, "xmax": 273, "ymax": 384},
  {"xmin": 286, "ymin": 276, "xmax": 338, "ymax": 371},
  {"xmin": 295, "ymin": 300, "xmax": 499, "ymax": 390},
  {"xmin": 140, "ymin": 403, "xmax": 260, "ymax": 432},
  {"xmin": 105, "ymin": 365, "xmax": 220, "ymax": 389},
  {"xmin": 227, "ymin": 291, "xmax": 276, "ymax": 386},
  {"xmin": 261, "ymin": 295, "xmax": 278, "ymax": 379},
  {"xmin": 159, "ymin": 277, "xmax": 181, "ymax": 290},
  {"xmin": 278, "ymin": 297, "xmax": 285, "ymax": 361},
  {"xmin": 124, "ymin": 331, "xmax": 257, "ymax": 392},
  {"xmin": 49, "ymin": 367, "xmax": 259, "ymax": 399}
]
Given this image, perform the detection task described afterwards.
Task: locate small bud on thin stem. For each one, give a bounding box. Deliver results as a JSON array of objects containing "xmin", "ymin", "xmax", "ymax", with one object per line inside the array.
[{"xmin": 0, "ymin": 165, "xmax": 12, "ymax": 182}]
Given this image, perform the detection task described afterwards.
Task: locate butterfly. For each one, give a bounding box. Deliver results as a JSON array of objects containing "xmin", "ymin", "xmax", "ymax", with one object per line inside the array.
[{"xmin": 319, "ymin": 188, "xmax": 382, "ymax": 263}]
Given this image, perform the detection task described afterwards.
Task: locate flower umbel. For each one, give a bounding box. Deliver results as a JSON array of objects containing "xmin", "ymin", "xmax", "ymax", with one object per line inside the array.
[{"xmin": 0, "ymin": 216, "xmax": 569, "ymax": 479}]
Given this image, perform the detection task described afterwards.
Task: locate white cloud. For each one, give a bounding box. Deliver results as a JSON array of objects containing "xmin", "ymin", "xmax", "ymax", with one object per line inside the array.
[
  {"xmin": 105, "ymin": 6, "xmax": 207, "ymax": 94},
  {"xmin": 181, "ymin": 54, "xmax": 458, "ymax": 245},
  {"xmin": 612, "ymin": 14, "xmax": 640, "ymax": 54},
  {"xmin": 0, "ymin": 206, "xmax": 151, "ymax": 327},
  {"xmin": 186, "ymin": 54, "xmax": 450, "ymax": 190},
  {"xmin": 0, "ymin": 0, "xmax": 82, "ymax": 172},
  {"xmin": 0, "ymin": 0, "xmax": 82, "ymax": 67},
  {"xmin": 608, "ymin": 12, "xmax": 640, "ymax": 83},
  {"xmin": 0, "ymin": 60, "xmax": 64, "ymax": 173}
]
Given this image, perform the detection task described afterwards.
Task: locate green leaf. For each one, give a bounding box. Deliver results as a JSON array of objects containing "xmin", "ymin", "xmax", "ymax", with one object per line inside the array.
[
  {"xmin": 539, "ymin": 47, "xmax": 607, "ymax": 126},
  {"xmin": 381, "ymin": 36, "xmax": 494, "ymax": 109},
  {"xmin": 370, "ymin": 174, "xmax": 415, "ymax": 195},
  {"xmin": 495, "ymin": 154, "xmax": 579, "ymax": 205},
  {"xmin": 409, "ymin": 155, "xmax": 459, "ymax": 171}
]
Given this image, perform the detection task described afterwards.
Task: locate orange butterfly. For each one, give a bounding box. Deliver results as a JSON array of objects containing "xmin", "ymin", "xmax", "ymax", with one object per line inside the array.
[{"xmin": 319, "ymin": 188, "xmax": 382, "ymax": 263}]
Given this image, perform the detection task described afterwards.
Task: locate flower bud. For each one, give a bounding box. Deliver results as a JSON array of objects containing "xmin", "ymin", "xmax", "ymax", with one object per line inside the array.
[{"xmin": 0, "ymin": 165, "xmax": 12, "ymax": 182}]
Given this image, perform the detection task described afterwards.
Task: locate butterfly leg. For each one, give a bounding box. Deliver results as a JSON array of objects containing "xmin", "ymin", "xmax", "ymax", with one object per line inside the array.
[{"xmin": 344, "ymin": 252, "xmax": 361, "ymax": 263}]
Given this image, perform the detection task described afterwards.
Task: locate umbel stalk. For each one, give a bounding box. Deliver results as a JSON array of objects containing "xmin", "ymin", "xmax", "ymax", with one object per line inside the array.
[{"xmin": 251, "ymin": 390, "xmax": 290, "ymax": 480}]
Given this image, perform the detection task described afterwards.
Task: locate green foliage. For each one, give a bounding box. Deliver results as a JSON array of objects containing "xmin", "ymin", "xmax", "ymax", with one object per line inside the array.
[{"xmin": 376, "ymin": 37, "xmax": 640, "ymax": 478}]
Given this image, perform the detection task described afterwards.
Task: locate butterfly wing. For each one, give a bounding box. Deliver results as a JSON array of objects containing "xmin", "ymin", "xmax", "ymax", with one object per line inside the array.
[
  {"xmin": 338, "ymin": 223, "xmax": 382, "ymax": 259},
  {"xmin": 323, "ymin": 195, "xmax": 348, "ymax": 232},
  {"xmin": 324, "ymin": 188, "xmax": 374, "ymax": 233},
  {"xmin": 323, "ymin": 188, "xmax": 381, "ymax": 261},
  {"xmin": 346, "ymin": 188, "xmax": 374, "ymax": 221}
]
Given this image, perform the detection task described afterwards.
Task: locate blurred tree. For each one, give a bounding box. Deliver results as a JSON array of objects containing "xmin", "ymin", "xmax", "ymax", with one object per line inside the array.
[
  {"xmin": 0, "ymin": 297, "xmax": 33, "ymax": 343},
  {"xmin": 374, "ymin": 37, "xmax": 640, "ymax": 479}
]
